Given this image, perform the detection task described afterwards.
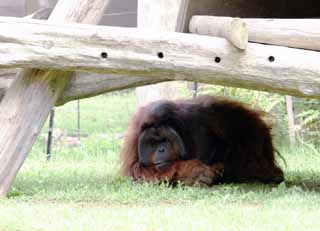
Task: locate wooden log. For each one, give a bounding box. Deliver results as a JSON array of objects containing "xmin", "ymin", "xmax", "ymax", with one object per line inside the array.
[
  {"xmin": 138, "ymin": 0, "xmax": 189, "ymax": 32},
  {"xmin": 0, "ymin": 17, "xmax": 320, "ymax": 99},
  {"xmin": 0, "ymin": 0, "xmax": 109, "ymax": 197},
  {"xmin": 58, "ymin": 73, "xmax": 167, "ymax": 105},
  {"xmin": 0, "ymin": 7, "xmax": 54, "ymax": 102},
  {"xmin": 189, "ymin": 16, "xmax": 320, "ymax": 51},
  {"xmin": 245, "ymin": 18, "xmax": 320, "ymax": 51},
  {"xmin": 0, "ymin": 71, "xmax": 166, "ymax": 104},
  {"xmin": 189, "ymin": 16, "xmax": 248, "ymax": 50},
  {"xmin": 0, "ymin": 6, "xmax": 159, "ymax": 104},
  {"xmin": 136, "ymin": 0, "xmax": 190, "ymax": 107},
  {"xmin": 0, "ymin": 70, "xmax": 14, "ymax": 101}
]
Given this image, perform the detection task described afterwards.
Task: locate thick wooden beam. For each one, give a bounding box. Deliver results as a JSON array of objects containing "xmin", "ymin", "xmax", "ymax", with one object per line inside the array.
[
  {"xmin": 136, "ymin": 0, "xmax": 190, "ymax": 107},
  {"xmin": 0, "ymin": 0, "xmax": 109, "ymax": 197},
  {"xmin": 58, "ymin": 73, "xmax": 166, "ymax": 105},
  {"xmin": 189, "ymin": 16, "xmax": 320, "ymax": 51},
  {"xmin": 138, "ymin": 0, "xmax": 189, "ymax": 31},
  {"xmin": 0, "ymin": 7, "xmax": 159, "ymax": 105},
  {"xmin": 189, "ymin": 16, "xmax": 248, "ymax": 50},
  {"xmin": 0, "ymin": 70, "xmax": 14, "ymax": 101},
  {"xmin": 0, "ymin": 72, "xmax": 166, "ymax": 105},
  {"xmin": 0, "ymin": 17, "xmax": 320, "ymax": 99}
]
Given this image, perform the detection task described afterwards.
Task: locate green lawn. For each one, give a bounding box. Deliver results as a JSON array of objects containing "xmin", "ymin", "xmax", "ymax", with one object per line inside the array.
[{"xmin": 1, "ymin": 93, "xmax": 320, "ymax": 231}]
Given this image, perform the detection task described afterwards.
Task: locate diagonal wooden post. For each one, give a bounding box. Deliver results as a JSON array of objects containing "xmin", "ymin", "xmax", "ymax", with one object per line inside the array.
[{"xmin": 0, "ymin": 0, "xmax": 110, "ymax": 196}]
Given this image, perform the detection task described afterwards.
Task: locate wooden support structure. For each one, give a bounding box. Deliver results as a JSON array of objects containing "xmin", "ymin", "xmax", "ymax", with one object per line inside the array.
[
  {"xmin": 0, "ymin": 71, "xmax": 166, "ymax": 104},
  {"xmin": 0, "ymin": 7, "xmax": 159, "ymax": 104},
  {"xmin": 0, "ymin": 0, "xmax": 110, "ymax": 197},
  {"xmin": 189, "ymin": 16, "xmax": 320, "ymax": 51},
  {"xmin": 0, "ymin": 17, "xmax": 320, "ymax": 99},
  {"xmin": 135, "ymin": 0, "xmax": 189, "ymax": 107},
  {"xmin": 0, "ymin": 0, "xmax": 320, "ymax": 197},
  {"xmin": 189, "ymin": 16, "xmax": 248, "ymax": 50}
]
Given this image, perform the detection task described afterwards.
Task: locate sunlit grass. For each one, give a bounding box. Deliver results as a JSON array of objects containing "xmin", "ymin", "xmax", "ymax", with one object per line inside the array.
[{"xmin": 1, "ymin": 92, "xmax": 320, "ymax": 231}]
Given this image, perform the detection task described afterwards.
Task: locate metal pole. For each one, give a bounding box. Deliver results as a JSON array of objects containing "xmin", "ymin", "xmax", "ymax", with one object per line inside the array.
[
  {"xmin": 193, "ymin": 82, "xmax": 198, "ymax": 98},
  {"xmin": 77, "ymin": 100, "xmax": 80, "ymax": 140},
  {"xmin": 46, "ymin": 108, "xmax": 55, "ymax": 161}
]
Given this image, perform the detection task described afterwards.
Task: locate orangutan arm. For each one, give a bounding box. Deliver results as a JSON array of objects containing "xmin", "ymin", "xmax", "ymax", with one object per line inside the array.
[{"xmin": 131, "ymin": 159, "xmax": 224, "ymax": 186}]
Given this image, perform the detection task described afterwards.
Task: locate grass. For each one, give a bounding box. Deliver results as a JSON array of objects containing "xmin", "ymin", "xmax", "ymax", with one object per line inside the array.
[{"xmin": 1, "ymin": 92, "xmax": 320, "ymax": 231}]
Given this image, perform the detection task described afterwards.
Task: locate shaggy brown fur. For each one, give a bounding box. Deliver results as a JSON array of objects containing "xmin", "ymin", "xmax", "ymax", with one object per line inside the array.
[{"xmin": 120, "ymin": 95, "xmax": 284, "ymax": 186}]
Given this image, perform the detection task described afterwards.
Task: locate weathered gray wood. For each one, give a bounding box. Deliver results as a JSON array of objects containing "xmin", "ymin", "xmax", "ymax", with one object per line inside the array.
[
  {"xmin": 184, "ymin": 0, "xmax": 320, "ymax": 32},
  {"xmin": 245, "ymin": 18, "xmax": 320, "ymax": 51},
  {"xmin": 189, "ymin": 16, "xmax": 248, "ymax": 50},
  {"xmin": 0, "ymin": 71, "xmax": 166, "ymax": 104},
  {"xmin": 138, "ymin": 0, "xmax": 189, "ymax": 32},
  {"xmin": 136, "ymin": 0, "xmax": 189, "ymax": 107},
  {"xmin": 59, "ymin": 73, "xmax": 166, "ymax": 105},
  {"xmin": 0, "ymin": 7, "xmax": 53, "ymax": 102},
  {"xmin": 0, "ymin": 0, "xmax": 110, "ymax": 197},
  {"xmin": 0, "ymin": 17, "xmax": 320, "ymax": 99},
  {"xmin": 0, "ymin": 70, "xmax": 14, "ymax": 100},
  {"xmin": 189, "ymin": 16, "xmax": 320, "ymax": 51},
  {"xmin": 0, "ymin": 4, "xmax": 156, "ymax": 103}
]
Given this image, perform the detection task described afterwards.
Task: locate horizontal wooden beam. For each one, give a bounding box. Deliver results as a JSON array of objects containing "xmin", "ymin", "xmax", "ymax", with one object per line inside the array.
[
  {"xmin": 0, "ymin": 17, "xmax": 320, "ymax": 99},
  {"xmin": 189, "ymin": 16, "xmax": 248, "ymax": 50},
  {"xmin": 0, "ymin": 7, "xmax": 157, "ymax": 105},
  {"xmin": 0, "ymin": 72, "xmax": 166, "ymax": 104},
  {"xmin": 190, "ymin": 16, "xmax": 320, "ymax": 51},
  {"xmin": 58, "ymin": 73, "xmax": 166, "ymax": 105}
]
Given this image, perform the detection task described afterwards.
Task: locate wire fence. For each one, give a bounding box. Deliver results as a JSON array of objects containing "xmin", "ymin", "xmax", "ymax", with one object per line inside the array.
[{"xmin": 40, "ymin": 86, "xmax": 320, "ymax": 160}]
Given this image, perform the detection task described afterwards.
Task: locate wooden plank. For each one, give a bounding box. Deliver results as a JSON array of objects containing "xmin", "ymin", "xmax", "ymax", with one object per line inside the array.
[
  {"xmin": 189, "ymin": 16, "xmax": 320, "ymax": 51},
  {"xmin": 0, "ymin": 17, "xmax": 320, "ymax": 99},
  {"xmin": 0, "ymin": 0, "xmax": 110, "ymax": 197},
  {"xmin": 136, "ymin": 0, "xmax": 190, "ymax": 106}
]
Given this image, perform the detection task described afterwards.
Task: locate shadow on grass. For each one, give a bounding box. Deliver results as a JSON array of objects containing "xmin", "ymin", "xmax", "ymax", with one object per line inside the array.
[
  {"xmin": 284, "ymin": 170, "xmax": 320, "ymax": 192},
  {"xmin": 8, "ymin": 168, "xmax": 320, "ymax": 203},
  {"xmin": 9, "ymin": 173, "xmax": 123, "ymax": 199},
  {"xmin": 229, "ymin": 169, "xmax": 320, "ymax": 193},
  {"xmin": 286, "ymin": 181, "xmax": 320, "ymax": 192}
]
